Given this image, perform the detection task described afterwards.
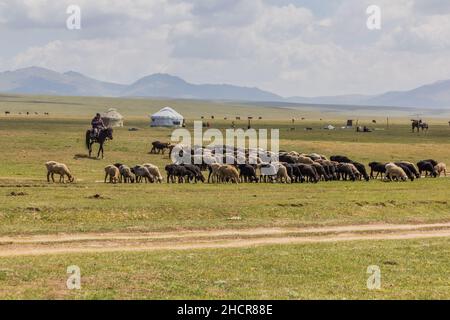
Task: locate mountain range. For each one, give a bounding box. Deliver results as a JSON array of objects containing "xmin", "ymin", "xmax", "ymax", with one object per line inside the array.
[{"xmin": 1, "ymin": 66, "xmax": 450, "ymax": 108}]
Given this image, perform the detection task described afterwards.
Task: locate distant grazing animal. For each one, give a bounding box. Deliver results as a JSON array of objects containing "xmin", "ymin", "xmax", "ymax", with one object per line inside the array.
[
  {"xmin": 143, "ymin": 163, "xmax": 164, "ymax": 183},
  {"xmin": 104, "ymin": 165, "xmax": 120, "ymax": 184},
  {"xmin": 181, "ymin": 164, "xmax": 205, "ymax": 183},
  {"xmin": 435, "ymin": 163, "xmax": 447, "ymax": 177},
  {"xmin": 312, "ymin": 162, "xmax": 330, "ymax": 181},
  {"xmin": 45, "ymin": 161, "xmax": 74, "ymax": 183},
  {"xmin": 218, "ymin": 165, "xmax": 240, "ymax": 184},
  {"xmin": 330, "ymin": 155, "xmax": 353, "ymax": 163},
  {"xmin": 85, "ymin": 127, "xmax": 113, "ymax": 159},
  {"xmin": 238, "ymin": 164, "xmax": 258, "ymax": 183},
  {"xmin": 393, "ymin": 163, "xmax": 415, "ymax": 181},
  {"xmin": 276, "ymin": 164, "xmax": 291, "ymax": 183},
  {"xmin": 416, "ymin": 161, "xmax": 438, "ymax": 177},
  {"xmin": 297, "ymin": 156, "xmax": 315, "ymax": 165},
  {"xmin": 118, "ymin": 165, "xmax": 135, "ymax": 183},
  {"xmin": 132, "ymin": 165, "xmax": 155, "ymax": 183},
  {"xmin": 165, "ymin": 164, "xmax": 194, "ymax": 183},
  {"xmin": 150, "ymin": 141, "xmax": 172, "ymax": 154},
  {"xmin": 397, "ymin": 161, "xmax": 420, "ymax": 179},
  {"xmin": 337, "ymin": 163, "xmax": 359, "ymax": 181},
  {"xmin": 368, "ymin": 162, "xmax": 387, "ymax": 179},
  {"xmin": 5, "ymin": 111, "xmax": 10, "ymax": 115},
  {"xmin": 208, "ymin": 163, "xmax": 224, "ymax": 183},
  {"xmin": 352, "ymin": 162, "xmax": 370, "ymax": 181},
  {"xmin": 297, "ymin": 164, "xmax": 319, "ymax": 183},
  {"xmin": 385, "ymin": 163, "xmax": 408, "ymax": 182}
]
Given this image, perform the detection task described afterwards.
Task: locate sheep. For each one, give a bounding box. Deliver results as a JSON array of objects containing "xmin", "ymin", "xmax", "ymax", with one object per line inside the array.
[
  {"xmin": 368, "ymin": 162, "xmax": 387, "ymax": 179},
  {"xmin": 165, "ymin": 164, "xmax": 194, "ymax": 183},
  {"xmin": 417, "ymin": 161, "xmax": 438, "ymax": 178},
  {"xmin": 276, "ymin": 164, "xmax": 291, "ymax": 183},
  {"xmin": 297, "ymin": 156, "xmax": 315, "ymax": 165},
  {"xmin": 208, "ymin": 163, "xmax": 224, "ymax": 183},
  {"xmin": 45, "ymin": 161, "xmax": 74, "ymax": 183},
  {"xmin": 312, "ymin": 162, "xmax": 330, "ymax": 181},
  {"xmin": 337, "ymin": 163, "xmax": 360, "ymax": 181},
  {"xmin": 143, "ymin": 163, "xmax": 164, "ymax": 183},
  {"xmin": 297, "ymin": 164, "xmax": 319, "ymax": 183},
  {"xmin": 397, "ymin": 161, "xmax": 420, "ymax": 179},
  {"xmin": 118, "ymin": 165, "xmax": 135, "ymax": 183},
  {"xmin": 218, "ymin": 165, "xmax": 240, "ymax": 184},
  {"xmin": 238, "ymin": 164, "xmax": 259, "ymax": 183},
  {"xmin": 132, "ymin": 165, "xmax": 155, "ymax": 183},
  {"xmin": 104, "ymin": 165, "xmax": 120, "ymax": 184},
  {"xmin": 385, "ymin": 163, "xmax": 408, "ymax": 182},
  {"xmin": 330, "ymin": 155, "xmax": 353, "ymax": 163},
  {"xmin": 181, "ymin": 164, "xmax": 205, "ymax": 183},
  {"xmin": 394, "ymin": 163, "xmax": 415, "ymax": 181},
  {"xmin": 352, "ymin": 162, "xmax": 370, "ymax": 182},
  {"xmin": 435, "ymin": 163, "xmax": 447, "ymax": 177}
]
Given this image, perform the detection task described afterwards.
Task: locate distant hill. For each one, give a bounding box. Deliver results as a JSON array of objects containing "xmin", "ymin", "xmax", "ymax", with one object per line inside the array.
[
  {"xmin": 1, "ymin": 66, "xmax": 450, "ymax": 107},
  {"xmin": 0, "ymin": 67, "xmax": 282, "ymax": 102}
]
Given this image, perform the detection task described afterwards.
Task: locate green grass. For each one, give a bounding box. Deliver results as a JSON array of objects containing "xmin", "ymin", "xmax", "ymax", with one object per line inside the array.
[
  {"xmin": 1, "ymin": 94, "xmax": 450, "ymax": 299},
  {"xmin": 1, "ymin": 238, "xmax": 449, "ymax": 299}
]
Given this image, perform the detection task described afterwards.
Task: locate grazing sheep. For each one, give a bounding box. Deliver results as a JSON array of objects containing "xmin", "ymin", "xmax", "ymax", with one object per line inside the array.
[
  {"xmin": 238, "ymin": 164, "xmax": 259, "ymax": 183},
  {"xmin": 132, "ymin": 165, "xmax": 155, "ymax": 183},
  {"xmin": 368, "ymin": 162, "xmax": 387, "ymax": 179},
  {"xmin": 208, "ymin": 163, "xmax": 224, "ymax": 183},
  {"xmin": 297, "ymin": 164, "xmax": 319, "ymax": 183},
  {"xmin": 435, "ymin": 163, "xmax": 447, "ymax": 177},
  {"xmin": 291, "ymin": 164, "xmax": 305, "ymax": 183},
  {"xmin": 352, "ymin": 162, "xmax": 370, "ymax": 182},
  {"xmin": 218, "ymin": 165, "xmax": 240, "ymax": 184},
  {"xmin": 45, "ymin": 161, "xmax": 74, "ymax": 183},
  {"xmin": 297, "ymin": 156, "xmax": 315, "ymax": 165},
  {"xmin": 276, "ymin": 164, "xmax": 291, "ymax": 183},
  {"xmin": 165, "ymin": 164, "xmax": 194, "ymax": 183},
  {"xmin": 385, "ymin": 163, "xmax": 408, "ymax": 182},
  {"xmin": 143, "ymin": 163, "xmax": 164, "ymax": 183},
  {"xmin": 119, "ymin": 165, "xmax": 135, "ymax": 183},
  {"xmin": 150, "ymin": 141, "xmax": 172, "ymax": 154},
  {"xmin": 394, "ymin": 163, "xmax": 415, "ymax": 181},
  {"xmin": 312, "ymin": 162, "xmax": 330, "ymax": 181},
  {"xmin": 104, "ymin": 165, "xmax": 120, "ymax": 184},
  {"xmin": 417, "ymin": 161, "xmax": 438, "ymax": 178},
  {"xmin": 337, "ymin": 163, "xmax": 359, "ymax": 181},
  {"xmin": 181, "ymin": 164, "xmax": 205, "ymax": 183},
  {"xmin": 397, "ymin": 161, "xmax": 420, "ymax": 179},
  {"xmin": 330, "ymin": 155, "xmax": 353, "ymax": 163}
]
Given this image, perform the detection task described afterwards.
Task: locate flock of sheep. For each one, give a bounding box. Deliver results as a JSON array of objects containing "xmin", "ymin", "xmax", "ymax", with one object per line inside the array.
[{"xmin": 44, "ymin": 144, "xmax": 447, "ymax": 184}]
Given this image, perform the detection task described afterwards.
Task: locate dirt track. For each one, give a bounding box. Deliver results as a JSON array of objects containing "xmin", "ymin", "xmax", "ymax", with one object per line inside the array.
[{"xmin": 1, "ymin": 222, "xmax": 450, "ymax": 257}]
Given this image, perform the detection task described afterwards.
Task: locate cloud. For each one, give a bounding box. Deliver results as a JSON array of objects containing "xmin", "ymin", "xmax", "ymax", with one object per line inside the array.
[{"xmin": 2, "ymin": 0, "xmax": 450, "ymax": 96}]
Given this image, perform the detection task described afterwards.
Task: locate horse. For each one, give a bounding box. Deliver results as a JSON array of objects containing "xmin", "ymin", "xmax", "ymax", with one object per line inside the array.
[
  {"xmin": 411, "ymin": 120, "xmax": 429, "ymax": 133},
  {"xmin": 85, "ymin": 127, "xmax": 113, "ymax": 159}
]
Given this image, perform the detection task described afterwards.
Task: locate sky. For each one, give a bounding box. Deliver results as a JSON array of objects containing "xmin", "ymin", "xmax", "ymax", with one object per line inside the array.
[{"xmin": 1, "ymin": 0, "xmax": 450, "ymax": 97}]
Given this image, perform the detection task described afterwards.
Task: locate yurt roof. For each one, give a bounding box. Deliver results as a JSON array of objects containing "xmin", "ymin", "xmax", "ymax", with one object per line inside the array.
[
  {"xmin": 151, "ymin": 107, "xmax": 184, "ymax": 120},
  {"xmin": 102, "ymin": 108, "xmax": 123, "ymax": 120}
]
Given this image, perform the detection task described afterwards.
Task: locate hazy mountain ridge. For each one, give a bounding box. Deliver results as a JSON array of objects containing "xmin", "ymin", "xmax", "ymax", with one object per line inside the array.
[{"xmin": 1, "ymin": 66, "xmax": 450, "ymax": 107}]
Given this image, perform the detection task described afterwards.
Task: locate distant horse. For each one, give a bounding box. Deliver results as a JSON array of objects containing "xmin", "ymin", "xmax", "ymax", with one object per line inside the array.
[
  {"xmin": 85, "ymin": 127, "xmax": 113, "ymax": 159},
  {"xmin": 411, "ymin": 120, "xmax": 429, "ymax": 133}
]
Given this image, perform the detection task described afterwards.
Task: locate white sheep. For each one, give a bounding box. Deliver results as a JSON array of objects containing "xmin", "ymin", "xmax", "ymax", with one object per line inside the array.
[
  {"xmin": 45, "ymin": 161, "xmax": 74, "ymax": 183},
  {"xmin": 119, "ymin": 165, "xmax": 135, "ymax": 183},
  {"xmin": 435, "ymin": 163, "xmax": 447, "ymax": 177},
  {"xmin": 143, "ymin": 163, "xmax": 164, "ymax": 183},
  {"xmin": 104, "ymin": 165, "xmax": 120, "ymax": 184},
  {"xmin": 385, "ymin": 163, "xmax": 408, "ymax": 182}
]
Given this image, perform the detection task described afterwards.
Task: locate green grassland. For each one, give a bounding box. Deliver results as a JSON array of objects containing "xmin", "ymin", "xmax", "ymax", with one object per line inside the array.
[
  {"xmin": 1, "ymin": 94, "xmax": 450, "ymax": 299},
  {"xmin": 1, "ymin": 238, "xmax": 450, "ymax": 299}
]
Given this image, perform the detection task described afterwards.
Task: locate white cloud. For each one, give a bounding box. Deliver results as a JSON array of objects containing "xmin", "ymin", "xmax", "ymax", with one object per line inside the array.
[{"xmin": 2, "ymin": 0, "xmax": 450, "ymax": 96}]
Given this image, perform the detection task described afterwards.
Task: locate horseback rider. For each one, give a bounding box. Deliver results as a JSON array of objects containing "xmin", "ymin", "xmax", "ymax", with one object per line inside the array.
[{"xmin": 91, "ymin": 113, "xmax": 105, "ymax": 139}]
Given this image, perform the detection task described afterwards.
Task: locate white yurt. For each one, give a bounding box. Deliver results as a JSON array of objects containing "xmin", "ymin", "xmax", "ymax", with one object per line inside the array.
[
  {"xmin": 150, "ymin": 107, "xmax": 184, "ymax": 127},
  {"xmin": 102, "ymin": 108, "xmax": 124, "ymax": 127}
]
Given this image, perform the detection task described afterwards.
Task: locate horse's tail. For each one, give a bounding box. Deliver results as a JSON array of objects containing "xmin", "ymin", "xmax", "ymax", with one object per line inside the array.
[{"xmin": 85, "ymin": 130, "xmax": 91, "ymax": 149}]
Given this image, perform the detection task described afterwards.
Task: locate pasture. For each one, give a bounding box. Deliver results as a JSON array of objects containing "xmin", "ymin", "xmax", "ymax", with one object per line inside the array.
[{"xmin": 1, "ymin": 94, "xmax": 450, "ymax": 299}]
